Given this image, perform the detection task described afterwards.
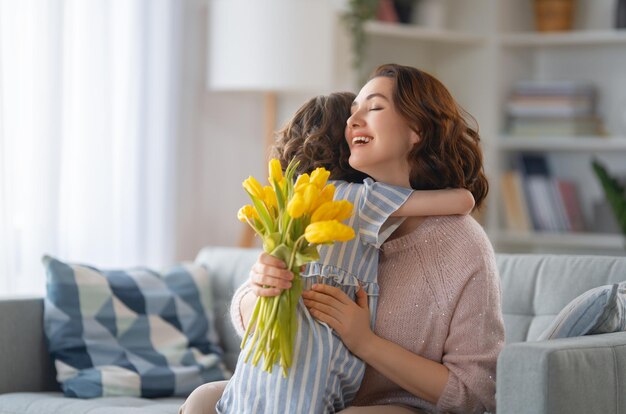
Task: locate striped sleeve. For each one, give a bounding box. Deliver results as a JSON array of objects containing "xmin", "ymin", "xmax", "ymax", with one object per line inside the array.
[{"xmin": 358, "ymin": 178, "xmax": 413, "ymax": 248}]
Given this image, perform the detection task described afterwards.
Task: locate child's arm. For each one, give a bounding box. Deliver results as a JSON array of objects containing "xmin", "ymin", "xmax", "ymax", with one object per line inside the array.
[{"xmin": 391, "ymin": 188, "xmax": 474, "ymax": 217}]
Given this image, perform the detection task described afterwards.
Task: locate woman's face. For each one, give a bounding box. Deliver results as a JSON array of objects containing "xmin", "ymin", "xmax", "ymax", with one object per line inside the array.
[{"xmin": 345, "ymin": 76, "xmax": 419, "ymax": 187}]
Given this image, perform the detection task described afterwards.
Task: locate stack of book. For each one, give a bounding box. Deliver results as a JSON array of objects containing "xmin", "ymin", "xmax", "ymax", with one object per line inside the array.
[
  {"xmin": 506, "ymin": 81, "xmax": 602, "ymax": 137},
  {"xmin": 500, "ymin": 153, "xmax": 586, "ymax": 233}
]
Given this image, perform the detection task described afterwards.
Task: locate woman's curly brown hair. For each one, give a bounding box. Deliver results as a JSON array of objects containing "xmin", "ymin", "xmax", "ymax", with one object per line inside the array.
[
  {"xmin": 271, "ymin": 92, "xmax": 368, "ymax": 183},
  {"xmin": 371, "ymin": 64, "xmax": 489, "ymax": 208}
]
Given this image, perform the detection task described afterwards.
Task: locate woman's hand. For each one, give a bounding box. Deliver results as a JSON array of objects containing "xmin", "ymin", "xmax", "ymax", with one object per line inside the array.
[
  {"xmin": 240, "ymin": 253, "xmax": 294, "ymax": 330},
  {"xmin": 249, "ymin": 252, "xmax": 294, "ymax": 297},
  {"xmin": 301, "ymin": 284, "xmax": 373, "ymax": 354}
]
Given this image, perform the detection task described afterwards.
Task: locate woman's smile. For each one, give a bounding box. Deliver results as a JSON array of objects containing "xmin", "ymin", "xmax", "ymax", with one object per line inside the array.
[{"xmin": 352, "ymin": 136, "xmax": 372, "ymax": 145}]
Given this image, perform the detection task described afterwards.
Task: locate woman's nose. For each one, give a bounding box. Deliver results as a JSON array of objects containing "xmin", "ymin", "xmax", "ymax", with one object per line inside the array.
[{"xmin": 347, "ymin": 111, "xmax": 362, "ymax": 128}]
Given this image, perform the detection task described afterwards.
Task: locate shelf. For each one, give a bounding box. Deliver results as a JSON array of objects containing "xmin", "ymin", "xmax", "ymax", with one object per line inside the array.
[
  {"xmin": 500, "ymin": 30, "xmax": 626, "ymax": 47},
  {"xmin": 361, "ymin": 4, "xmax": 626, "ymax": 256},
  {"xmin": 364, "ymin": 21, "xmax": 486, "ymax": 45},
  {"xmin": 494, "ymin": 231, "xmax": 626, "ymax": 250},
  {"xmin": 497, "ymin": 136, "xmax": 626, "ymax": 152}
]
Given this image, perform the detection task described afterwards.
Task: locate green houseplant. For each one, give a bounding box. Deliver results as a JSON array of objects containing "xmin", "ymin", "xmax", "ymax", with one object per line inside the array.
[
  {"xmin": 591, "ymin": 158, "xmax": 626, "ymax": 236},
  {"xmin": 342, "ymin": 0, "xmax": 378, "ymax": 84}
]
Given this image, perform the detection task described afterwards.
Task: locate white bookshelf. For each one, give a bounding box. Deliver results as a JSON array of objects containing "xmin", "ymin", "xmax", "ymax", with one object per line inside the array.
[
  {"xmin": 360, "ymin": 0, "xmax": 626, "ymax": 255},
  {"xmin": 498, "ymin": 136, "xmax": 626, "ymax": 152},
  {"xmin": 364, "ymin": 21, "xmax": 487, "ymax": 44},
  {"xmin": 494, "ymin": 231, "xmax": 625, "ymax": 251},
  {"xmin": 500, "ymin": 30, "xmax": 626, "ymax": 46}
]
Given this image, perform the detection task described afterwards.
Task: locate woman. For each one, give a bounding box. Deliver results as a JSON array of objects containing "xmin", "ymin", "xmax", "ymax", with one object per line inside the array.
[
  {"xmin": 304, "ymin": 64, "xmax": 504, "ymax": 413},
  {"xmin": 182, "ymin": 64, "xmax": 504, "ymax": 413}
]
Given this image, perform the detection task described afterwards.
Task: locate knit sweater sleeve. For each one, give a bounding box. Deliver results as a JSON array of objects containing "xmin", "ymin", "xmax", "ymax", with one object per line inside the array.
[
  {"xmin": 229, "ymin": 281, "xmax": 253, "ymax": 338},
  {"xmin": 436, "ymin": 250, "xmax": 505, "ymax": 414}
]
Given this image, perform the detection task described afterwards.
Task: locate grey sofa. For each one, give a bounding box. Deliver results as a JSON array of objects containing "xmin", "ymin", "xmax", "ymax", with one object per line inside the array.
[{"xmin": 1, "ymin": 246, "xmax": 625, "ymax": 414}]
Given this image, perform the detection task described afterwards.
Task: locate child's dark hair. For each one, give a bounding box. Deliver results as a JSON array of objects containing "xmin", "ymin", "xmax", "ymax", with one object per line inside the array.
[{"xmin": 272, "ymin": 92, "xmax": 368, "ymax": 183}]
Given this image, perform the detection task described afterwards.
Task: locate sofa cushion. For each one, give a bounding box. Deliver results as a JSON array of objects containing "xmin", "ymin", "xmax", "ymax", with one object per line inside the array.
[
  {"xmin": 194, "ymin": 246, "xmax": 259, "ymax": 371},
  {"xmin": 42, "ymin": 256, "xmax": 229, "ymax": 399},
  {"xmin": 0, "ymin": 392, "xmax": 184, "ymax": 414},
  {"xmin": 537, "ymin": 282, "xmax": 626, "ymax": 341},
  {"xmin": 496, "ymin": 254, "xmax": 626, "ymax": 342}
]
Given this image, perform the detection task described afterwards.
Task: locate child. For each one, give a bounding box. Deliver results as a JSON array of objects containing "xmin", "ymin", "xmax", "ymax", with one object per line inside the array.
[{"xmin": 213, "ymin": 92, "xmax": 475, "ymax": 414}]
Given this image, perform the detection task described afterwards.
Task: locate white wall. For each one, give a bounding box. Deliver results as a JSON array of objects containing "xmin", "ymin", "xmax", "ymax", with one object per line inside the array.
[{"xmin": 174, "ymin": 1, "xmax": 353, "ymax": 261}]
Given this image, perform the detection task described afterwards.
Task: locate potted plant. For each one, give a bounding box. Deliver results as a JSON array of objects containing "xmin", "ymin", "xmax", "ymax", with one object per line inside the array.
[
  {"xmin": 591, "ymin": 159, "xmax": 626, "ymax": 237},
  {"xmin": 342, "ymin": 0, "xmax": 378, "ymax": 84}
]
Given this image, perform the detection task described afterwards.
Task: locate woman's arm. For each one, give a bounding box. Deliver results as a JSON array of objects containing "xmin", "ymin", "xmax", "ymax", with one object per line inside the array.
[
  {"xmin": 301, "ymin": 284, "xmax": 448, "ymax": 404},
  {"xmin": 357, "ymin": 331, "xmax": 449, "ymax": 404},
  {"xmin": 391, "ymin": 188, "xmax": 475, "ymax": 217},
  {"xmin": 302, "ymin": 270, "xmax": 504, "ymax": 412},
  {"xmin": 232, "ymin": 253, "xmax": 294, "ymax": 333}
]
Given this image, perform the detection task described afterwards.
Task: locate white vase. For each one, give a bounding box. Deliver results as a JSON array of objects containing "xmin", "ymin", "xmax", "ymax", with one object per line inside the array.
[{"xmin": 415, "ymin": 0, "xmax": 446, "ymax": 29}]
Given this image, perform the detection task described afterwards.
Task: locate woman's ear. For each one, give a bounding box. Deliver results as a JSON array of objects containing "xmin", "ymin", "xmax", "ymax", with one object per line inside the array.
[{"xmin": 410, "ymin": 129, "xmax": 420, "ymax": 144}]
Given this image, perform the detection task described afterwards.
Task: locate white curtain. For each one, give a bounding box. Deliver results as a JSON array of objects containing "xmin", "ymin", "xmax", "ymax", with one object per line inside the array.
[{"xmin": 0, "ymin": 0, "xmax": 183, "ymax": 296}]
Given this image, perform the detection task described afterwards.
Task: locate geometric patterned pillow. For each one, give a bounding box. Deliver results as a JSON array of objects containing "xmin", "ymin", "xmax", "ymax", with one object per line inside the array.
[
  {"xmin": 42, "ymin": 255, "xmax": 230, "ymax": 398},
  {"xmin": 537, "ymin": 281, "xmax": 626, "ymax": 341}
]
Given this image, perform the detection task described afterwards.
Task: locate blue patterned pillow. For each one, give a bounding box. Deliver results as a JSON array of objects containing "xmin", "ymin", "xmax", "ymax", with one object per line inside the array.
[
  {"xmin": 43, "ymin": 255, "xmax": 229, "ymax": 398},
  {"xmin": 538, "ymin": 282, "xmax": 626, "ymax": 341}
]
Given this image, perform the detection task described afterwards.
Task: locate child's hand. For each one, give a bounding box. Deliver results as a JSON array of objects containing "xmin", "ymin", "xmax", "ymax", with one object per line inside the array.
[
  {"xmin": 302, "ymin": 284, "xmax": 372, "ymax": 354},
  {"xmin": 249, "ymin": 252, "xmax": 294, "ymax": 297}
]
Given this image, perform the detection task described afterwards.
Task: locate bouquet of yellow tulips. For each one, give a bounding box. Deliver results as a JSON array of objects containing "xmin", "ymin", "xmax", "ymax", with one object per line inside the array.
[{"xmin": 237, "ymin": 158, "xmax": 356, "ymax": 377}]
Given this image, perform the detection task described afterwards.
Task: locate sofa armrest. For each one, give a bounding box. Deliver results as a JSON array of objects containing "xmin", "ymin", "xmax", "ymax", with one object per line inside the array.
[
  {"xmin": 0, "ymin": 297, "xmax": 58, "ymax": 394},
  {"xmin": 497, "ymin": 332, "xmax": 626, "ymax": 414}
]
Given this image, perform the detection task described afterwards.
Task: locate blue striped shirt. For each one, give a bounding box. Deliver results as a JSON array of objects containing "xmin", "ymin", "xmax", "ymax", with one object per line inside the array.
[{"xmin": 217, "ymin": 178, "xmax": 413, "ymax": 414}]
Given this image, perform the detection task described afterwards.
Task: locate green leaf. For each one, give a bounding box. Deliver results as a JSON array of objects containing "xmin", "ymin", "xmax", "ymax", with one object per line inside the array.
[
  {"xmin": 268, "ymin": 243, "xmax": 292, "ymax": 264},
  {"xmin": 263, "ymin": 232, "xmax": 281, "ymax": 253},
  {"xmin": 342, "ymin": 0, "xmax": 378, "ymax": 83},
  {"xmin": 249, "ymin": 193, "xmax": 274, "ymax": 233},
  {"xmin": 271, "ymin": 179, "xmax": 285, "ymax": 213},
  {"xmin": 295, "ymin": 245, "xmax": 320, "ymax": 267},
  {"xmin": 592, "ymin": 159, "xmax": 626, "ymax": 237}
]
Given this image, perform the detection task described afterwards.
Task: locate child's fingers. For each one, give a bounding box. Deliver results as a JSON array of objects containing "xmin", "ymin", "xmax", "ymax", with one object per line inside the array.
[
  {"xmin": 355, "ymin": 285, "xmax": 368, "ymax": 309},
  {"xmin": 309, "ymin": 284, "xmax": 351, "ymax": 305}
]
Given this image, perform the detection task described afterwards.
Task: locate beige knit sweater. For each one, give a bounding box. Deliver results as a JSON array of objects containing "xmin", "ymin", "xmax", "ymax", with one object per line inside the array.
[{"xmin": 230, "ymin": 215, "xmax": 504, "ymax": 414}]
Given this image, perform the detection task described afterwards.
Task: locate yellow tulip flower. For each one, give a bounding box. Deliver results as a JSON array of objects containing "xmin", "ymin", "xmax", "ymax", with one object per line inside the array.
[
  {"xmin": 287, "ymin": 192, "xmax": 306, "ymax": 218},
  {"xmin": 302, "ymin": 184, "xmax": 319, "ymax": 213},
  {"xmin": 237, "ymin": 205, "xmax": 258, "ymax": 222},
  {"xmin": 237, "ymin": 161, "xmax": 355, "ymax": 377},
  {"xmin": 243, "ymin": 176, "xmax": 265, "ymax": 199},
  {"xmin": 293, "ymin": 174, "xmax": 310, "ymax": 193},
  {"xmin": 311, "ymin": 200, "xmax": 353, "ymax": 223},
  {"xmin": 310, "ymin": 167, "xmax": 330, "ymax": 189},
  {"xmin": 264, "ymin": 186, "xmax": 277, "ymax": 209},
  {"xmin": 268, "ymin": 159, "xmax": 283, "ymax": 184},
  {"xmin": 312, "ymin": 183, "xmax": 335, "ymax": 211},
  {"xmin": 304, "ymin": 220, "xmax": 355, "ymax": 244}
]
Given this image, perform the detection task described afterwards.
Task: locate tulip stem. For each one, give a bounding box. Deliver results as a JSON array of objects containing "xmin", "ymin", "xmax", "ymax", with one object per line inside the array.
[
  {"xmin": 283, "ymin": 217, "xmax": 294, "ymax": 244},
  {"xmin": 288, "ymin": 235, "xmax": 307, "ymax": 270}
]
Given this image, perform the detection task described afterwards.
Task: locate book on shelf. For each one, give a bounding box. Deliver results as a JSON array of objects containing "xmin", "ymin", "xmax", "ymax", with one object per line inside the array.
[
  {"xmin": 517, "ymin": 153, "xmax": 551, "ymax": 176},
  {"xmin": 555, "ymin": 180, "xmax": 586, "ymax": 232},
  {"xmin": 526, "ymin": 175, "xmax": 563, "ymax": 231},
  {"xmin": 512, "ymin": 80, "xmax": 596, "ymax": 96},
  {"xmin": 507, "ymin": 116, "xmax": 601, "ymax": 137},
  {"xmin": 506, "ymin": 97, "xmax": 595, "ymax": 118},
  {"xmin": 505, "ymin": 80, "xmax": 604, "ymax": 137},
  {"xmin": 500, "ymin": 171, "xmax": 532, "ymax": 232},
  {"xmin": 509, "ymin": 153, "xmax": 586, "ymax": 233}
]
